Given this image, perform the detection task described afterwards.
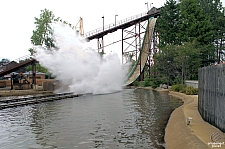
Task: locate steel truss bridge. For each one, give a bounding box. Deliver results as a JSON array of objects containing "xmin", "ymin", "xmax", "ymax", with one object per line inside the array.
[
  {"xmin": 0, "ymin": 7, "xmax": 160, "ymax": 87},
  {"xmin": 84, "ymin": 7, "xmax": 160, "ymax": 85}
]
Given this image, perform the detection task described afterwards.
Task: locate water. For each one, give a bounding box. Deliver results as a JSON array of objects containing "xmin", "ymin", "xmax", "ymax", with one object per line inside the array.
[
  {"xmin": 0, "ymin": 89, "xmax": 183, "ymax": 149},
  {"xmin": 34, "ymin": 23, "xmax": 127, "ymax": 94}
]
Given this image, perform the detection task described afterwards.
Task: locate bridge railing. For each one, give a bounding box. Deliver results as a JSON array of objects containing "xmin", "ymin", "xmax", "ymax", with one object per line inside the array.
[
  {"xmin": 84, "ymin": 12, "xmax": 148, "ymax": 38},
  {"xmin": 0, "ymin": 55, "xmax": 33, "ymax": 68},
  {"xmin": 13, "ymin": 54, "xmax": 33, "ymax": 64}
]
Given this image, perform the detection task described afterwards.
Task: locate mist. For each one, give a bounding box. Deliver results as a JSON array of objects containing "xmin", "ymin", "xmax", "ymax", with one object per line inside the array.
[{"xmin": 34, "ymin": 23, "xmax": 125, "ymax": 94}]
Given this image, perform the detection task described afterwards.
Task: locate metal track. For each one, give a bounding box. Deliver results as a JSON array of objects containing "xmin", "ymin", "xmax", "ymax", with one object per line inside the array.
[{"xmin": 0, "ymin": 93, "xmax": 82, "ymax": 109}]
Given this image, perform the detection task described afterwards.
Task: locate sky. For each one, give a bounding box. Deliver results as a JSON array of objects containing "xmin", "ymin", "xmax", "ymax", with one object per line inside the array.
[{"xmin": 0, "ymin": 0, "xmax": 224, "ymax": 61}]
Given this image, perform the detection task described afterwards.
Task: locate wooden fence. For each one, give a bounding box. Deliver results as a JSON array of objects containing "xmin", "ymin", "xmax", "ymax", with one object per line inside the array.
[{"xmin": 198, "ymin": 64, "xmax": 225, "ymax": 132}]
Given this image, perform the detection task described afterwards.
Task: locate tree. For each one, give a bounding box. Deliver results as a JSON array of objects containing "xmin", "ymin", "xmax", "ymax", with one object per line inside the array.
[
  {"xmin": 157, "ymin": 0, "xmax": 180, "ymax": 46},
  {"xmin": 30, "ymin": 8, "xmax": 73, "ymax": 54},
  {"xmin": 30, "ymin": 9, "xmax": 55, "ymax": 54},
  {"xmin": 151, "ymin": 0, "xmax": 223, "ymax": 85},
  {"xmin": 178, "ymin": 0, "xmax": 213, "ymax": 43},
  {"xmin": 29, "ymin": 8, "xmax": 73, "ymax": 73},
  {"xmin": 153, "ymin": 44, "xmax": 180, "ymax": 85},
  {"xmin": 199, "ymin": 0, "xmax": 225, "ymax": 63},
  {"xmin": 0, "ymin": 58, "xmax": 10, "ymax": 66},
  {"xmin": 174, "ymin": 41, "xmax": 201, "ymax": 82},
  {"xmin": 153, "ymin": 41, "xmax": 201, "ymax": 84},
  {"xmin": 177, "ymin": 0, "xmax": 214, "ymax": 66}
]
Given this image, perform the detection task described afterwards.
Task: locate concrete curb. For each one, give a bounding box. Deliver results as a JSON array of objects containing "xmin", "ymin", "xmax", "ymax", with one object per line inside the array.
[
  {"xmin": 165, "ymin": 91, "xmax": 225, "ymax": 149},
  {"xmin": 0, "ymin": 90, "xmax": 53, "ymax": 97}
]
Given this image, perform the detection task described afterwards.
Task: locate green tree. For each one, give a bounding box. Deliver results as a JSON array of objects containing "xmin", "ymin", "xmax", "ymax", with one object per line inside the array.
[
  {"xmin": 174, "ymin": 41, "xmax": 201, "ymax": 82},
  {"xmin": 151, "ymin": 0, "xmax": 223, "ymax": 86},
  {"xmin": 29, "ymin": 8, "xmax": 73, "ymax": 73},
  {"xmin": 157, "ymin": 0, "xmax": 180, "ymax": 46},
  {"xmin": 30, "ymin": 9, "xmax": 55, "ymax": 53},
  {"xmin": 178, "ymin": 0, "xmax": 213, "ymax": 44},
  {"xmin": 153, "ymin": 44, "xmax": 180, "ymax": 85},
  {"xmin": 25, "ymin": 64, "xmax": 48, "ymax": 73},
  {"xmin": 153, "ymin": 41, "xmax": 201, "ymax": 84},
  {"xmin": 30, "ymin": 8, "xmax": 73, "ymax": 54},
  {"xmin": 0, "ymin": 58, "xmax": 10, "ymax": 66},
  {"xmin": 199, "ymin": 0, "xmax": 225, "ymax": 63},
  {"xmin": 178, "ymin": 0, "xmax": 214, "ymax": 66}
]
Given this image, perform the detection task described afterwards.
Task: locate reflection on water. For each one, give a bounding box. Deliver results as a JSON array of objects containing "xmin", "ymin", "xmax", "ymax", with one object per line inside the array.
[{"xmin": 0, "ymin": 89, "xmax": 183, "ymax": 149}]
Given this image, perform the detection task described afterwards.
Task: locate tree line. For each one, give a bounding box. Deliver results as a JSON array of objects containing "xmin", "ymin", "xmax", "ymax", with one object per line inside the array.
[
  {"xmin": 1, "ymin": 1, "xmax": 224, "ymax": 86},
  {"xmin": 151, "ymin": 0, "xmax": 225, "ymax": 86}
]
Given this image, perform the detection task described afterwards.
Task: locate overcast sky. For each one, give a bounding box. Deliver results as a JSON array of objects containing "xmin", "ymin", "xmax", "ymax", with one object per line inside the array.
[{"xmin": 0, "ymin": 0, "xmax": 224, "ymax": 60}]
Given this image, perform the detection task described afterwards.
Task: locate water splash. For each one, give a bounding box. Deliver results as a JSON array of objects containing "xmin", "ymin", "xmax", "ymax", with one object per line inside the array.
[{"xmin": 34, "ymin": 23, "xmax": 124, "ymax": 94}]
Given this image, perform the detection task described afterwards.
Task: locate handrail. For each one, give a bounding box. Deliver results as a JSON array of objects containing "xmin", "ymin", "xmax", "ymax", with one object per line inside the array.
[
  {"xmin": 13, "ymin": 54, "xmax": 33, "ymax": 64},
  {"xmin": 0, "ymin": 54, "xmax": 32, "ymax": 67},
  {"xmin": 84, "ymin": 12, "xmax": 148, "ymax": 38}
]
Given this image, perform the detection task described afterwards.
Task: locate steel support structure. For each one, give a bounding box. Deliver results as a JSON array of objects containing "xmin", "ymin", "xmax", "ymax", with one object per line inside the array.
[
  {"xmin": 94, "ymin": 17, "xmax": 159, "ymax": 82},
  {"xmin": 121, "ymin": 20, "xmax": 149, "ymax": 81},
  {"xmin": 32, "ymin": 61, "xmax": 36, "ymax": 87},
  {"xmin": 121, "ymin": 21, "xmax": 147, "ymax": 61},
  {"xmin": 97, "ymin": 37, "xmax": 104, "ymax": 54}
]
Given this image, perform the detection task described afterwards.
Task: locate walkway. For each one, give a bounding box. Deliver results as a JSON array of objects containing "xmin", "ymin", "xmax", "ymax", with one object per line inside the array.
[
  {"xmin": 166, "ymin": 91, "xmax": 225, "ymax": 149},
  {"xmin": 84, "ymin": 7, "xmax": 159, "ymax": 40}
]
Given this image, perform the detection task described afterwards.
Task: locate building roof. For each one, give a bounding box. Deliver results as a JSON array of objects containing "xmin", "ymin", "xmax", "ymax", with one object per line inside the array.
[{"xmin": 23, "ymin": 71, "xmax": 46, "ymax": 75}]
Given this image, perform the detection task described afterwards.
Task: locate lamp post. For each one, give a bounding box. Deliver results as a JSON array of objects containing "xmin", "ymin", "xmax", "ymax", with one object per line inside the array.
[
  {"xmin": 145, "ymin": 2, "xmax": 149, "ymax": 11},
  {"xmin": 150, "ymin": 3, "xmax": 153, "ymax": 9},
  {"xmin": 102, "ymin": 16, "xmax": 104, "ymax": 31},
  {"xmin": 167, "ymin": 61, "xmax": 170, "ymax": 88},
  {"xmin": 101, "ymin": 16, "xmax": 105, "ymax": 54},
  {"xmin": 115, "ymin": 14, "xmax": 118, "ymax": 26}
]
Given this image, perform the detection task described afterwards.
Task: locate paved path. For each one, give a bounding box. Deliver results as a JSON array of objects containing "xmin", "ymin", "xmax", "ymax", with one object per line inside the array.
[{"xmin": 165, "ymin": 91, "xmax": 225, "ymax": 149}]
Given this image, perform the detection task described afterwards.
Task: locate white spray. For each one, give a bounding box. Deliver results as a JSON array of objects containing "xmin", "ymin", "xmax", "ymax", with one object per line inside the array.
[{"xmin": 34, "ymin": 23, "xmax": 125, "ymax": 94}]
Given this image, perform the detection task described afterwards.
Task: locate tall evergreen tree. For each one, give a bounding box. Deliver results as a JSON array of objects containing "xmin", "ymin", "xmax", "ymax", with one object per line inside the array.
[
  {"xmin": 178, "ymin": 0, "xmax": 214, "ymax": 66},
  {"xmin": 178, "ymin": 0, "xmax": 213, "ymax": 44},
  {"xmin": 157, "ymin": 0, "xmax": 180, "ymax": 46},
  {"xmin": 199, "ymin": 0, "xmax": 225, "ymax": 62}
]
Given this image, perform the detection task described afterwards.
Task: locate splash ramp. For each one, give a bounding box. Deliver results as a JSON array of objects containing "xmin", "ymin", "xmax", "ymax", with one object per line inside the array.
[{"xmin": 124, "ymin": 18, "xmax": 157, "ymax": 86}]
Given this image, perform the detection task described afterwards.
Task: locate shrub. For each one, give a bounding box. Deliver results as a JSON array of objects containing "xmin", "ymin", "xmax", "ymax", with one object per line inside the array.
[
  {"xmin": 142, "ymin": 78, "xmax": 151, "ymax": 87},
  {"xmin": 171, "ymin": 84, "xmax": 198, "ymax": 95},
  {"xmin": 133, "ymin": 80, "xmax": 139, "ymax": 86},
  {"xmin": 171, "ymin": 84, "xmax": 180, "ymax": 92},
  {"xmin": 171, "ymin": 84, "xmax": 187, "ymax": 92},
  {"xmin": 184, "ymin": 86, "xmax": 198, "ymax": 95}
]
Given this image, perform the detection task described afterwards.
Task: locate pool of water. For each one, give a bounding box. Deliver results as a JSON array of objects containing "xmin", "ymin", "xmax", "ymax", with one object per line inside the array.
[{"xmin": 0, "ymin": 89, "xmax": 183, "ymax": 149}]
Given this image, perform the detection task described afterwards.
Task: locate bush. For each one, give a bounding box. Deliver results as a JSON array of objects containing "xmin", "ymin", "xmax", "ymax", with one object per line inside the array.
[
  {"xmin": 184, "ymin": 86, "xmax": 198, "ymax": 95},
  {"xmin": 171, "ymin": 84, "xmax": 198, "ymax": 95},
  {"xmin": 171, "ymin": 84, "xmax": 186, "ymax": 92},
  {"xmin": 151, "ymin": 83, "xmax": 158, "ymax": 89},
  {"xmin": 133, "ymin": 80, "xmax": 139, "ymax": 86},
  {"xmin": 171, "ymin": 84, "xmax": 179, "ymax": 92},
  {"xmin": 142, "ymin": 78, "xmax": 151, "ymax": 87}
]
